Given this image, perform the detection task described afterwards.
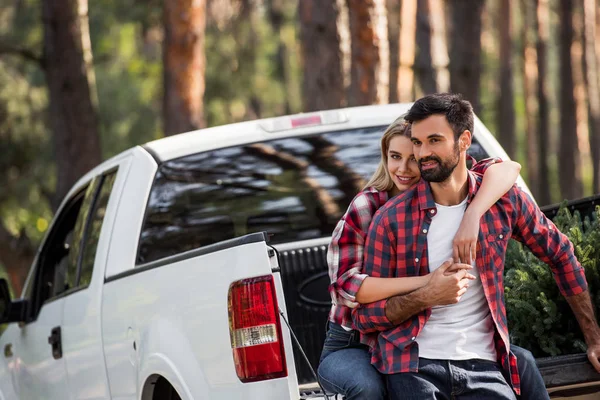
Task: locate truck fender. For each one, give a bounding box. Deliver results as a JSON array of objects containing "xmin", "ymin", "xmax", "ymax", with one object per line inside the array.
[
  {"xmin": 137, "ymin": 319, "xmax": 210, "ymax": 400},
  {"xmin": 138, "ymin": 354, "xmax": 191, "ymax": 400}
]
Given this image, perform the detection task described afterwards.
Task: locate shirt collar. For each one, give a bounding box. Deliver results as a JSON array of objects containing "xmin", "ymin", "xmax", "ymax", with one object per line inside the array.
[{"xmin": 416, "ymin": 171, "xmax": 479, "ymax": 212}]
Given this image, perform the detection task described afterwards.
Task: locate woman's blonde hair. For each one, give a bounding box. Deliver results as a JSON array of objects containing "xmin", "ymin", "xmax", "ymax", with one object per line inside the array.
[{"xmin": 363, "ymin": 117, "xmax": 412, "ymax": 192}]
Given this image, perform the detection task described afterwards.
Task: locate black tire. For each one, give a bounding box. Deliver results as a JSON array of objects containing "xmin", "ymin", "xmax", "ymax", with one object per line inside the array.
[{"xmin": 153, "ymin": 377, "xmax": 182, "ymax": 400}]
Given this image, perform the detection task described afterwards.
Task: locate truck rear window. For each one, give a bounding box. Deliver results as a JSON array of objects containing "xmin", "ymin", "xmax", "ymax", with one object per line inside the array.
[{"xmin": 137, "ymin": 126, "xmax": 490, "ymax": 264}]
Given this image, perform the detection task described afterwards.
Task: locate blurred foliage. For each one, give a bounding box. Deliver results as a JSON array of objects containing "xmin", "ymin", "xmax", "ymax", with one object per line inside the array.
[
  {"xmin": 204, "ymin": 0, "xmax": 301, "ymax": 126},
  {"xmin": 0, "ymin": 0, "xmax": 52, "ymax": 246},
  {"xmin": 0, "ymin": 0, "xmax": 302, "ymax": 280},
  {"xmin": 505, "ymin": 205, "xmax": 600, "ymax": 356}
]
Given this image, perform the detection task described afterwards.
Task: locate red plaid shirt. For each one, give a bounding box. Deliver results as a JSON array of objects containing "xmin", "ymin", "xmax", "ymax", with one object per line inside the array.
[
  {"xmin": 327, "ymin": 158, "xmax": 502, "ymax": 330},
  {"xmin": 327, "ymin": 187, "xmax": 389, "ymax": 330},
  {"xmin": 351, "ymin": 170, "xmax": 588, "ymax": 395}
]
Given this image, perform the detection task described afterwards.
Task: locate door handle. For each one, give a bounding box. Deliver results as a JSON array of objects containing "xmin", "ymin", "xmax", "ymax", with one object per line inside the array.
[
  {"xmin": 48, "ymin": 326, "xmax": 62, "ymax": 360},
  {"xmin": 3, "ymin": 343, "xmax": 12, "ymax": 358}
]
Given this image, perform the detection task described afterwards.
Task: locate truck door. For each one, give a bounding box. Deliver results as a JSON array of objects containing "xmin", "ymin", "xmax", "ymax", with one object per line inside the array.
[
  {"xmin": 61, "ymin": 167, "xmax": 122, "ymax": 399},
  {"xmin": 11, "ymin": 179, "xmax": 99, "ymax": 399}
]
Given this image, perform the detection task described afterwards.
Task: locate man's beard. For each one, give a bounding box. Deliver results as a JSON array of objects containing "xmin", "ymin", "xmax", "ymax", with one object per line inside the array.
[{"xmin": 419, "ymin": 143, "xmax": 460, "ymax": 183}]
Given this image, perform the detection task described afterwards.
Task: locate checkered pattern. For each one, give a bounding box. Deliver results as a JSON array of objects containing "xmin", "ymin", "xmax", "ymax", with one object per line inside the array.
[
  {"xmin": 327, "ymin": 158, "xmax": 502, "ymax": 329},
  {"xmin": 351, "ymin": 167, "xmax": 588, "ymax": 396},
  {"xmin": 327, "ymin": 187, "xmax": 389, "ymax": 330}
]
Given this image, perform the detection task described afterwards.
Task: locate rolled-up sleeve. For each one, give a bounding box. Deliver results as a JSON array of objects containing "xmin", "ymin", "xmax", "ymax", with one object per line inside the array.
[
  {"xmin": 470, "ymin": 157, "xmax": 502, "ymax": 173},
  {"xmin": 327, "ymin": 192, "xmax": 382, "ymax": 307},
  {"xmin": 352, "ymin": 211, "xmax": 398, "ymax": 333},
  {"xmin": 512, "ymin": 188, "xmax": 588, "ymax": 297},
  {"xmin": 327, "ymin": 219, "xmax": 369, "ymax": 306}
]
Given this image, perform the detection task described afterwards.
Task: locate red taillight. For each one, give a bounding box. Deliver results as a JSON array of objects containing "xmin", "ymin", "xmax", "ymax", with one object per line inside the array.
[{"xmin": 228, "ymin": 275, "xmax": 287, "ymax": 383}]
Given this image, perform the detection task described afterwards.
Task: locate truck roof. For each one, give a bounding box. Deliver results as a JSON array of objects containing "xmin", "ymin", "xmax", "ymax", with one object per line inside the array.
[
  {"xmin": 69, "ymin": 103, "xmax": 519, "ymax": 203},
  {"xmin": 143, "ymin": 103, "xmax": 414, "ymax": 162}
]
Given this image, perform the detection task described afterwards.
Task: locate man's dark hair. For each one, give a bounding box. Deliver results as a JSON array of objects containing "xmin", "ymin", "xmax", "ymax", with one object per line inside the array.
[{"xmin": 404, "ymin": 93, "xmax": 474, "ymax": 139}]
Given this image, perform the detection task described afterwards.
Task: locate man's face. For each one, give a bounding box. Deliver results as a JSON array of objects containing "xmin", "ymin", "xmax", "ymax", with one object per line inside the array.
[{"xmin": 410, "ymin": 115, "xmax": 462, "ymax": 183}]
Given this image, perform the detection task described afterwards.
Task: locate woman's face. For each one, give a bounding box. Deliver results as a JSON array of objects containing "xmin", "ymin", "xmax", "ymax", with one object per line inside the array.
[{"xmin": 387, "ymin": 135, "xmax": 421, "ymax": 196}]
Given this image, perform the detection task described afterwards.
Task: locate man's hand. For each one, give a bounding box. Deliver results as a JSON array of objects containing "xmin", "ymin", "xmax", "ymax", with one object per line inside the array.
[
  {"xmin": 587, "ymin": 342, "xmax": 600, "ymax": 373},
  {"xmin": 453, "ymin": 210, "xmax": 481, "ymax": 264},
  {"xmin": 383, "ymin": 260, "xmax": 476, "ymax": 325},
  {"xmin": 425, "ymin": 259, "xmax": 475, "ymax": 306}
]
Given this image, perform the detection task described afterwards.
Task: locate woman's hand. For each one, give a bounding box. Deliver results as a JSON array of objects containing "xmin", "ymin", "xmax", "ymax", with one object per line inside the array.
[{"xmin": 453, "ymin": 210, "xmax": 481, "ymax": 264}]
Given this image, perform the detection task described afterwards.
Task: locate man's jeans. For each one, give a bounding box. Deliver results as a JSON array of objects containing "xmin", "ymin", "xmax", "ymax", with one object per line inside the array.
[
  {"xmin": 318, "ymin": 322, "xmax": 548, "ymax": 400},
  {"xmin": 512, "ymin": 345, "xmax": 550, "ymax": 400},
  {"xmin": 317, "ymin": 322, "xmax": 386, "ymax": 400},
  {"xmin": 386, "ymin": 358, "xmax": 516, "ymax": 400}
]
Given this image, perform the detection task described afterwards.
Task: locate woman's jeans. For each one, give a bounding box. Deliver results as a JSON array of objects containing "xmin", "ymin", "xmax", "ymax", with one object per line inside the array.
[
  {"xmin": 317, "ymin": 322, "xmax": 386, "ymax": 400},
  {"xmin": 317, "ymin": 322, "xmax": 549, "ymax": 400}
]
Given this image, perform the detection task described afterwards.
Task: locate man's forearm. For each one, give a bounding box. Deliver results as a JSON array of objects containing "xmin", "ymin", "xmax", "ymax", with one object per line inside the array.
[
  {"xmin": 566, "ymin": 290, "xmax": 600, "ymax": 345},
  {"xmin": 385, "ymin": 286, "xmax": 431, "ymax": 325}
]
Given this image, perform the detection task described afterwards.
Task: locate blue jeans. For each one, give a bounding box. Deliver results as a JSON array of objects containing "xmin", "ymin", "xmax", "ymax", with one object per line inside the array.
[
  {"xmin": 317, "ymin": 322, "xmax": 547, "ymax": 400},
  {"xmin": 317, "ymin": 322, "xmax": 386, "ymax": 400},
  {"xmin": 386, "ymin": 358, "xmax": 517, "ymax": 400},
  {"xmin": 511, "ymin": 345, "xmax": 550, "ymax": 400}
]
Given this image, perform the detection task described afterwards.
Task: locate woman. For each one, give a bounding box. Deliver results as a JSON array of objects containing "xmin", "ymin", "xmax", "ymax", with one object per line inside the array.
[{"xmin": 318, "ymin": 119, "xmax": 548, "ymax": 400}]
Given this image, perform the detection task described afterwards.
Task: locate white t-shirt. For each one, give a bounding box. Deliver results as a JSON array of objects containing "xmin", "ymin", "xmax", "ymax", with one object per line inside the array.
[{"xmin": 416, "ymin": 197, "xmax": 497, "ymax": 361}]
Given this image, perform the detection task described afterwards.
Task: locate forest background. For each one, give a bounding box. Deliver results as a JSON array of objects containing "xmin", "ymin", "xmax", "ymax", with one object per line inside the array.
[{"xmin": 0, "ymin": 0, "xmax": 599, "ymax": 297}]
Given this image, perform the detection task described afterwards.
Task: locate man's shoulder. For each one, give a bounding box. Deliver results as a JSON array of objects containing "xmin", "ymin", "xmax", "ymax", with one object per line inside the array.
[
  {"xmin": 469, "ymin": 170, "xmax": 525, "ymax": 200},
  {"xmin": 472, "ymin": 173, "xmax": 535, "ymax": 217}
]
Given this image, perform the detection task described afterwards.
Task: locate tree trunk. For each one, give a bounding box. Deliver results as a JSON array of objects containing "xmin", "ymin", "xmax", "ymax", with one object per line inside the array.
[
  {"xmin": 347, "ymin": 0, "xmax": 389, "ymax": 106},
  {"xmin": 584, "ymin": 0, "xmax": 600, "ymax": 193},
  {"xmin": 398, "ymin": 0, "xmax": 417, "ymax": 102},
  {"xmin": 573, "ymin": 0, "xmax": 592, "ymax": 197},
  {"xmin": 267, "ymin": 0, "xmax": 292, "ymax": 115},
  {"xmin": 42, "ymin": 0, "xmax": 102, "ymax": 210},
  {"xmin": 521, "ymin": 0, "xmax": 540, "ymax": 199},
  {"xmin": 2, "ymin": 0, "xmax": 102, "ymax": 294},
  {"xmin": 414, "ymin": 0, "xmax": 436, "ymax": 95},
  {"xmin": 497, "ymin": 0, "xmax": 516, "ymax": 160},
  {"xmin": 558, "ymin": 0, "xmax": 583, "ymax": 200},
  {"xmin": 298, "ymin": 0, "xmax": 344, "ymax": 112},
  {"xmin": 0, "ymin": 224, "xmax": 34, "ymax": 297},
  {"xmin": 238, "ymin": 0, "xmax": 261, "ymax": 119},
  {"xmin": 387, "ymin": 0, "xmax": 401, "ymax": 103},
  {"xmin": 429, "ymin": 0, "xmax": 450, "ymax": 93},
  {"xmin": 535, "ymin": 0, "xmax": 552, "ymax": 205},
  {"xmin": 447, "ymin": 0, "xmax": 484, "ymax": 112},
  {"xmin": 163, "ymin": 0, "xmax": 206, "ymax": 136}
]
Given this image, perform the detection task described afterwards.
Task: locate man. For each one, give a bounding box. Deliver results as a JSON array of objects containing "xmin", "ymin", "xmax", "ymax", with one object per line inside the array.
[{"xmin": 352, "ymin": 93, "xmax": 600, "ymax": 399}]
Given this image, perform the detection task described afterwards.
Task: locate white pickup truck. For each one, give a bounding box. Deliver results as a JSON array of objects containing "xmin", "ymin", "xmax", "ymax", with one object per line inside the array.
[{"xmin": 0, "ymin": 104, "xmax": 598, "ymax": 400}]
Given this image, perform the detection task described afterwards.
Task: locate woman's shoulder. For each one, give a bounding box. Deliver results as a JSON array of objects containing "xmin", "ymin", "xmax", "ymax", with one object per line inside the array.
[
  {"xmin": 339, "ymin": 188, "xmax": 388, "ymax": 233},
  {"xmin": 470, "ymin": 157, "xmax": 502, "ymax": 173},
  {"xmin": 349, "ymin": 187, "xmax": 389, "ymax": 211}
]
